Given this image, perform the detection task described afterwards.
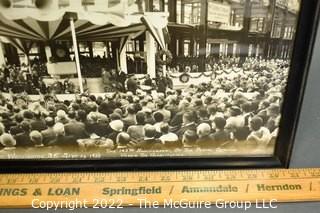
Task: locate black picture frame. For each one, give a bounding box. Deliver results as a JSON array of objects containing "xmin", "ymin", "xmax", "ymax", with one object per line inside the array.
[{"xmin": 0, "ymin": 0, "xmax": 319, "ymax": 173}]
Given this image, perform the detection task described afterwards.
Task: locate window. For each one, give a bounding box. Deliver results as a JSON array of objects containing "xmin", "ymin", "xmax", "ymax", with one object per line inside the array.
[
  {"xmin": 230, "ymin": 9, "xmax": 235, "ymax": 26},
  {"xmin": 271, "ymin": 21, "xmax": 282, "ymax": 38},
  {"xmin": 177, "ymin": 0, "xmax": 182, "ymax": 23},
  {"xmin": 92, "ymin": 42, "xmax": 106, "ymax": 57},
  {"xmin": 257, "ymin": 18, "xmax": 265, "ymax": 32},
  {"xmin": 164, "ymin": 0, "xmax": 168, "ymax": 12},
  {"xmin": 248, "ymin": 44, "xmax": 253, "ymax": 57},
  {"xmin": 152, "ymin": 0, "xmax": 163, "ymax": 11},
  {"xmin": 176, "ymin": 39, "xmax": 179, "ymax": 56},
  {"xmin": 152, "ymin": 0, "xmax": 168, "ymax": 12},
  {"xmin": 108, "ymin": 0, "xmax": 121, "ymax": 8},
  {"xmin": 176, "ymin": 0, "xmax": 201, "ymax": 25},
  {"xmin": 250, "ymin": 17, "xmax": 265, "ymax": 32},
  {"xmin": 285, "ymin": 27, "xmax": 295, "ymax": 40},
  {"xmin": 126, "ymin": 41, "xmax": 134, "ymax": 52},
  {"xmin": 184, "ymin": 40, "xmax": 190, "ymax": 56},
  {"xmin": 82, "ymin": 0, "xmax": 95, "ymax": 6},
  {"xmin": 234, "ymin": 14, "xmax": 243, "ymax": 27}
]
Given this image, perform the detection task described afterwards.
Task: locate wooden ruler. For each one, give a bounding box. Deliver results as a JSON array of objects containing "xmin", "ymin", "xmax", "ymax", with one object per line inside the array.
[{"xmin": 0, "ymin": 168, "xmax": 319, "ymax": 209}]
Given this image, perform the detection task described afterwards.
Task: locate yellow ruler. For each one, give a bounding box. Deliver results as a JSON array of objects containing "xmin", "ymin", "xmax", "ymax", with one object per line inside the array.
[{"xmin": 0, "ymin": 168, "xmax": 320, "ymax": 209}]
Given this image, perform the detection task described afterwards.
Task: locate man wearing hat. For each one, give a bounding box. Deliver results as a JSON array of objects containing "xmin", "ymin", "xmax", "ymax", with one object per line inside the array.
[
  {"xmin": 55, "ymin": 110, "xmax": 69, "ymax": 125},
  {"xmin": 14, "ymin": 121, "xmax": 33, "ymax": 147},
  {"xmin": 65, "ymin": 111, "xmax": 89, "ymax": 140},
  {"xmin": 225, "ymin": 106, "xmax": 245, "ymax": 130},
  {"xmin": 107, "ymin": 120, "xmax": 124, "ymax": 146},
  {"xmin": 127, "ymin": 111, "xmax": 146, "ymax": 143},
  {"xmin": 136, "ymin": 125, "xmax": 162, "ymax": 150},
  {"xmin": 266, "ymin": 104, "xmax": 281, "ymax": 133},
  {"xmin": 41, "ymin": 117, "xmax": 56, "ymax": 146},
  {"xmin": 48, "ymin": 123, "xmax": 77, "ymax": 147}
]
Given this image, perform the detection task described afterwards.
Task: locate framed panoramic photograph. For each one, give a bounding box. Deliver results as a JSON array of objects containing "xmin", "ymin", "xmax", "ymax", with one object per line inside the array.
[{"xmin": 0, "ymin": 0, "xmax": 319, "ymax": 172}]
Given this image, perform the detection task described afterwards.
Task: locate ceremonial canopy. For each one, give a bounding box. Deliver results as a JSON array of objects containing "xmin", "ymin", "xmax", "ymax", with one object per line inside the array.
[
  {"xmin": 0, "ymin": 1, "xmax": 169, "ymax": 51},
  {"xmin": 0, "ymin": 0, "xmax": 169, "ymax": 93}
]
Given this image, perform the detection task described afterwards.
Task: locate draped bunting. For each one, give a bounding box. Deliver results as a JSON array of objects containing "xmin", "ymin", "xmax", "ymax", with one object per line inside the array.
[
  {"xmin": 140, "ymin": 13, "xmax": 169, "ymax": 50},
  {"xmin": 119, "ymin": 36, "xmax": 130, "ymax": 53},
  {"xmin": 0, "ymin": 36, "xmax": 34, "ymax": 55}
]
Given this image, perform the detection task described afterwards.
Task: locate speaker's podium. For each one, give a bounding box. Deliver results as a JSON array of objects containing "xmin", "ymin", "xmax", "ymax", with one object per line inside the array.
[{"xmin": 47, "ymin": 61, "xmax": 77, "ymax": 76}]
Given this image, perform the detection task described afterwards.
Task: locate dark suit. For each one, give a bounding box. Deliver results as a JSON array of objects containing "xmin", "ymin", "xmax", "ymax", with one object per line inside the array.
[
  {"xmin": 48, "ymin": 135, "xmax": 77, "ymax": 147},
  {"xmin": 64, "ymin": 121, "xmax": 88, "ymax": 140},
  {"xmin": 41, "ymin": 128, "xmax": 56, "ymax": 146},
  {"xmin": 126, "ymin": 78, "xmax": 138, "ymax": 94},
  {"xmin": 176, "ymin": 123, "xmax": 197, "ymax": 138},
  {"xmin": 9, "ymin": 125, "xmax": 24, "ymax": 136},
  {"xmin": 197, "ymin": 136, "xmax": 215, "ymax": 149},
  {"xmin": 85, "ymin": 122, "xmax": 110, "ymax": 137},
  {"xmin": 107, "ymin": 131, "xmax": 120, "ymax": 146},
  {"xmin": 2, "ymin": 119, "xmax": 15, "ymax": 132},
  {"xmin": 169, "ymin": 111, "xmax": 184, "ymax": 132},
  {"xmin": 136, "ymin": 138, "xmax": 163, "ymax": 150},
  {"xmin": 14, "ymin": 132, "xmax": 32, "ymax": 147},
  {"xmin": 31, "ymin": 119, "xmax": 47, "ymax": 131},
  {"xmin": 122, "ymin": 115, "xmax": 136, "ymax": 131},
  {"xmin": 156, "ymin": 77, "xmax": 167, "ymax": 93}
]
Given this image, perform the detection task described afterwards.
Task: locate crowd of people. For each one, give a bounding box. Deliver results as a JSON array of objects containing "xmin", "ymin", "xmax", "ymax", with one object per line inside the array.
[
  {"xmin": 0, "ymin": 57, "xmax": 288, "ymax": 158},
  {"xmin": 0, "ymin": 63, "xmax": 48, "ymax": 95}
]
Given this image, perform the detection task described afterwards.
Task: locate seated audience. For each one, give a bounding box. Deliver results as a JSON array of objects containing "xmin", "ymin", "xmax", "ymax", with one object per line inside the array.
[
  {"xmin": 0, "ymin": 57, "xmax": 288, "ymax": 157},
  {"xmin": 14, "ymin": 121, "xmax": 32, "ymax": 147},
  {"xmin": 196, "ymin": 123, "xmax": 213, "ymax": 148},
  {"xmin": 159, "ymin": 123, "xmax": 179, "ymax": 148},
  {"xmin": 137, "ymin": 125, "xmax": 162, "ymax": 150},
  {"xmin": 48, "ymin": 123, "xmax": 76, "ymax": 147},
  {"xmin": 30, "ymin": 130, "xmax": 44, "ymax": 147},
  {"xmin": 181, "ymin": 130, "xmax": 198, "ymax": 150},
  {"xmin": 41, "ymin": 117, "xmax": 56, "ymax": 146},
  {"xmin": 127, "ymin": 111, "xmax": 145, "ymax": 142},
  {"xmin": 247, "ymin": 116, "xmax": 271, "ymax": 147}
]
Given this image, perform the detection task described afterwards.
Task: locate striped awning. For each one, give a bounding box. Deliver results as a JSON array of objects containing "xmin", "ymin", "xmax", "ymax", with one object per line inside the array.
[
  {"xmin": 0, "ymin": 36, "xmax": 34, "ymax": 54},
  {"xmin": 0, "ymin": 12, "xmax": 147, "ymax": 42},
  {"xmin": 0, "ymin": 6, "xmax": 169, "ymax": 50}
]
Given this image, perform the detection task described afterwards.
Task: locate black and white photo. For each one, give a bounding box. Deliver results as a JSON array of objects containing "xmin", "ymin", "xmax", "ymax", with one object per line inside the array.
[{"xmin": 0, "ymin": 0, "xmax": 318, "ymax": 170}]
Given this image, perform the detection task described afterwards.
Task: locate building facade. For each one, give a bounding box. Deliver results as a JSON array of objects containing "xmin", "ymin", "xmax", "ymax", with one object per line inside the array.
[
  {"xmin": 147, "ymin": 0, "xmax": 299, "ymax": 70},
  {"xmin": 0, "ymin": 0, "xmax": 299, "ymax": 74}
]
